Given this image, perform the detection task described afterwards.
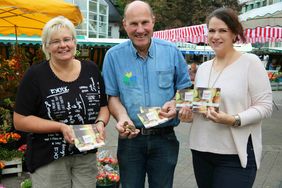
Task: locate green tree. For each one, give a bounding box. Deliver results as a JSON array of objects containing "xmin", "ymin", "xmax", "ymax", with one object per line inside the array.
[
  {"xmin": 190, "ymin": 0, "xmax": 242, "ymax": 25},
  {"xmin": 114, "ymin": 0, "xmax": 241, "ymax": 36}
]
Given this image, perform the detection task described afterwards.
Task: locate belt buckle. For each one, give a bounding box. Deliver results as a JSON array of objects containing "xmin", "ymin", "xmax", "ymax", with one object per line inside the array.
[{"xmin": 141, "ymin": 128, "xmax": 151, "ymax": 135}]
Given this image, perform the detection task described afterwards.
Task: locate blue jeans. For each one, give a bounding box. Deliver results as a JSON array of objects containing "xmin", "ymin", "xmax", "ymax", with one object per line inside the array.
[
  {"xmin": 191, "ymin": 137, "xmax": 257, "ymax": 188},
  {"xmin": 117, "ymin": 131, "xmax": 179, "ymax": 188}
]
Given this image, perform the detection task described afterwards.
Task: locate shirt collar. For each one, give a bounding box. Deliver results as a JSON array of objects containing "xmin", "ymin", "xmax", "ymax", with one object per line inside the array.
[{"xmin": 129, "ymin": 38, "xmax": 154, "ymax": 59}]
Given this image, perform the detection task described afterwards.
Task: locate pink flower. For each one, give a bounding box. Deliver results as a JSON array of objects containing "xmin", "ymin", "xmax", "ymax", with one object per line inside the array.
[{"xmin": 18, "ymin": 144, "xmax": 27, "ymax": 153}]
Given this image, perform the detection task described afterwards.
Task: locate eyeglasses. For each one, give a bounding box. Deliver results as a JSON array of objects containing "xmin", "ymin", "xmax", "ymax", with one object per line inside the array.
[{"xmin": 48, "ymin": 37, "xmax": 74, "ymax": 47}]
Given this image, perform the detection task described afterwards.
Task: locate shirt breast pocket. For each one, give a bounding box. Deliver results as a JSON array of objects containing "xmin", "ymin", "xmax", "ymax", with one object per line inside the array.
[{"xmin": 157, "ymin": 70, "xmax": 174, "ymax": 89}]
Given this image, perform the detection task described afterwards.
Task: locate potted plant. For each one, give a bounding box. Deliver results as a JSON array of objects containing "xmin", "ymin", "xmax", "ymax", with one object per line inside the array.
[
  {"xmin": 96, "ymin": 150, "xmax": 120, "ymax": 188},
  {"xmin": 20, "ymin": 178, "xmax": 32, "ymax": 188},
  {"xmin": 0, "ymin": 132, "xmax": 24, "ymax": 160},
  {"xmin": 0, "ymin": 99, "xmax": 25, "ymax": 175}
]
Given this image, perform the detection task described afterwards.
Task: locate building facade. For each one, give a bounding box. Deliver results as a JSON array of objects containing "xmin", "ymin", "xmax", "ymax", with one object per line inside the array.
[
  {"xmin": 239, "ymin": 0, "xmax": 282, "ymax": 53},
  {"xmin": 241, "ymin": 0, "xmax": 282, "ymax": 12},
  {"xmin": 65, "ymin": 0, "xmax": 121, "ymax": 39}
]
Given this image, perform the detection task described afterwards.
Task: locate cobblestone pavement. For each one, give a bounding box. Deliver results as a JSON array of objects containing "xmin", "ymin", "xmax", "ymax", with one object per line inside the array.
[{"xmin": 1, "ymin": 91, "xmax": 281, "ymax": 188}]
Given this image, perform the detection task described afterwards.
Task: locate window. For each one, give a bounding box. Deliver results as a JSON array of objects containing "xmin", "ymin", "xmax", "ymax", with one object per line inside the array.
[
  {"xmin": 89, "ymin": 1, "xmax": 97, "ymax": 11},
  {"xmin": 108, "ymin": 26, "xmax": 112, "ymax": 38},
  {"xmin": 63, "ymin": 0, "xmax": 108, "ymax": 39},
  {"xmin": 269, "ymin": 0, "xmax": 273, "ymax": 4},
  {"xmin": 256, "ymin": 2, "xmax": 260, "ymax": 8}
]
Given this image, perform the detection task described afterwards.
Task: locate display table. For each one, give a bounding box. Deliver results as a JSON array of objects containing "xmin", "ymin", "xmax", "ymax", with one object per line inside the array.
[
  {"xmin": 1, "ymin": 158, "xmax": 22, "ymax": 177},
  {"xmin": 271, "ymin": 82, "xmax": 282, "ymax": 91}
]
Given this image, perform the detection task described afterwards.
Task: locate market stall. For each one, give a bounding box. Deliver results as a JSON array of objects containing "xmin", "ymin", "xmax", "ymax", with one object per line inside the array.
[
  {"xmin": 153, "ymin": 24, "xmax": 207, "ymax": 44},
  {"xmin": 153, "ymin": 24, "xmax": 282, "ymax": 44},
  {"xmin": 245, "ymin": 26, "xmax": 282, "ymax": 43}
]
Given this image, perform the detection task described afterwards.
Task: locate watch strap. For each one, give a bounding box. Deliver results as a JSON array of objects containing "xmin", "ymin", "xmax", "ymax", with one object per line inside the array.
[
  {"xmin": 232, "ymin": 115, "xmax": 241, "ymax": 127},
  {"xmin": 95, "ymin": 119, "xmax": 106, "ymax": 127}
]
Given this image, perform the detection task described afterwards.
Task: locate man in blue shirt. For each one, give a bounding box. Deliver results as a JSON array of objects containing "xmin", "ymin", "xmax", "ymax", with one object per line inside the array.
[{"xmin": 102, "ymin": 1, "xmax": 191, "ymax": 187}]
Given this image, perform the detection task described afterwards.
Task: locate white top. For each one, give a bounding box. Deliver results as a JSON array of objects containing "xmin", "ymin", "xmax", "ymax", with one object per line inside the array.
[{"xmin": 189, "ymin": 53, "xmax": 273, "ymax": 168}]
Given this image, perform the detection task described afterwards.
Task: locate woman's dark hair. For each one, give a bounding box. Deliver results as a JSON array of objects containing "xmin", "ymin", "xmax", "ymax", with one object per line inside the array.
[{"xmin": 206, "ymin": 8, "xmax": 246, "ymax": 43}]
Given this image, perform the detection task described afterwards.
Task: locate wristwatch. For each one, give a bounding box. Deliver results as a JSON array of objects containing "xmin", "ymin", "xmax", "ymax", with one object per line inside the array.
[{"xmin": 232, "ymin": 115, "xmax": 241, "ymax": 127}]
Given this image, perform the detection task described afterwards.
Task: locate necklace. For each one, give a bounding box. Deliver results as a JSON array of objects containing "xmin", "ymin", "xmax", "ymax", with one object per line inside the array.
[{"xmin": 208, "ymin": 58, "xmax": 227, "ymax": 88}]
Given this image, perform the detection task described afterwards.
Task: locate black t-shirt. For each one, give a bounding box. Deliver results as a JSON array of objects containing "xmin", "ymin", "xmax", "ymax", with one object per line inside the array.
[{"xmin": 15, "ymin": 60, "xmax": 107, "ymax": 172}]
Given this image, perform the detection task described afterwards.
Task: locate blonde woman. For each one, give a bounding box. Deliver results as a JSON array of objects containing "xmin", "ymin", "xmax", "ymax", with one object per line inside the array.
[{"xmin": 13, "ymin": 16, "xmax": 109, "ymax": 188}]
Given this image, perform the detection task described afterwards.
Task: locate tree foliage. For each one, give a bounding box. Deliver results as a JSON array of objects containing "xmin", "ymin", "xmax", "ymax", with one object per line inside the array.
[{"xmin": 114, "ymin": 0, "xmax": 242, "ymax": 37}]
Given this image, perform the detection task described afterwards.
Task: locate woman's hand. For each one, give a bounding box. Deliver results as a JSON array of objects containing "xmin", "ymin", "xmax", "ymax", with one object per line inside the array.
[
  {"xmin": 178, "ymin": 106, "xmax": 193, "ymax": 122},
  {"xmin": 95, "ymin": 122, "xmax": 106, "ymax": 143},
  {"xmin": 159, "ymin": 100, "xmax": 177, "ymax": 119},
  {"xmin": 205, "ymin": 107, "xmax": 234, "ymax": 126},
  {"xmin": 60, "ymin": 123, "xmax": 75, "ymax": 144}
]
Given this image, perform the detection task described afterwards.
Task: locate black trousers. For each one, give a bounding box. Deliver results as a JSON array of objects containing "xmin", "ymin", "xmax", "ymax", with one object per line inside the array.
[{"xmin": 191, "ymin": 136, "xmax": 257, "ymax": 188}]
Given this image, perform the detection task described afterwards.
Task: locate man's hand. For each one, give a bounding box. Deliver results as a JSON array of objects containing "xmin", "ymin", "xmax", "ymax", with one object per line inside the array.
[
  {"xmin": 178, "ymin": 106, "xmax": 193, "ymax": 122},
  {"xmin": 116, "ymin": 120, "xmax": 140, "ymax": 139}
]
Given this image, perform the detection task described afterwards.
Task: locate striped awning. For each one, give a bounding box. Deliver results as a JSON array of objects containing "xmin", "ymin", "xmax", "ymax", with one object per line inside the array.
[
  {"xmin": 153, "ymin": 24, "xmax": 208, "ymax": 44},
  {"xmin": 153, "ymin": 24, "xmax": 282, "ymax": 44},
  {"xmin": 244, "ymin": 27, "xmax": 282, "ymax": 43}
]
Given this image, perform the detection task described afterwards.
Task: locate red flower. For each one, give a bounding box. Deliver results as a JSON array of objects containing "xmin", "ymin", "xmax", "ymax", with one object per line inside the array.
[
  {"xmin": 96, "ymin": 150, "xmax": 120, "ymax": 185},
  {"xmin": 18, "ymin": 144, "xmax": 27, "ymax": 153},
  {"xmin": 96, "ymin": 171, "xmax": 120, "ymax": 185}
]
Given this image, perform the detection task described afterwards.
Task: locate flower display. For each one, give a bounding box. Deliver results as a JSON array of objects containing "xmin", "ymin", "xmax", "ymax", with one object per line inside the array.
[
  {"xmin": 97, "ymin": 155, "xmax": 118, "ymax": 166},
  {"xmin": 0, "ymin": 97, "xmax": 25, "ymax": 163},
  {"xmin": 0, "ymin": 49, "xmax": 29, "ymax": 82},
  {"xmin": 0, "ymin": 98, "xmax": 14, "ymax": 134},
  {"xmin": 96, "ymin": 150, "xmax": 120, "ymax": 187},
  {"xmin": 96, "ymin": 171, "xmax": 120, "ymax": 186},
  {"xmin": 0, "ymin": 144, "xmax": 24, "ymax": 162},
  {"xmin": 0, "ymin": 97, "xmax": 18, "ymax": 163},
  {"xmin": 0, "ymin": 47, "xmax": 40, "ymax": 177},
  {"xmin": 18, "ymin": 144, "xmax": 27, "ymax": 153},
  {"xmin": 0, "ymin": 132, "xmax": 21, "ymax": 144},
  {"xmin": 0, "ymin": 161, "xmax": 5, "ymax": 169},
  {"xmin": 0, "ymin": 47, "xmax": 30, "ymax": 100},
  {"xmin": 267, "ymin": 71, "xmax": 282, "ymax": 84},
  {"xmin": 268, "ymin": 71, "xmax": 278, "ymax": 82}
]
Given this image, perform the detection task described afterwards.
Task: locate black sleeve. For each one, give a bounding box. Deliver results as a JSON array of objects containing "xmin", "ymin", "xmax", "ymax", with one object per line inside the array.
[{"xmin": 14, "ymin": 65, "xmax": 41, "ymax": 116}]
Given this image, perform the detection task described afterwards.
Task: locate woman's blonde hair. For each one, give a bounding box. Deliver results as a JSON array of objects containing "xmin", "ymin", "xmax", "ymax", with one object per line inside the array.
[{"xmin": 42, "ymin": 16, "xmax": 77, "ymax": 60}]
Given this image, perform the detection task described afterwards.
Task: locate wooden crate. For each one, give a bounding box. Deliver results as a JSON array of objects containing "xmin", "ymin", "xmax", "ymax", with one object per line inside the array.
[{"xmin": 1, "ymin": 158, "xmax": 22, "ymax": 177}]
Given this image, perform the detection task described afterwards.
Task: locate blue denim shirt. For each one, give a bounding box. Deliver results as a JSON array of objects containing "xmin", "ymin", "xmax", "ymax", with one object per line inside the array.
[{"xmin": 102, "ymin": 38, "xmax": 191, "ymax": 128}]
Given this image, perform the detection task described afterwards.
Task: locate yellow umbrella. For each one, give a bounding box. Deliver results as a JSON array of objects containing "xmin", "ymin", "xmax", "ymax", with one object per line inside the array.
[{"xmin": 0, "ymin": 0, "xmax": 83, "ymax": 39}]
